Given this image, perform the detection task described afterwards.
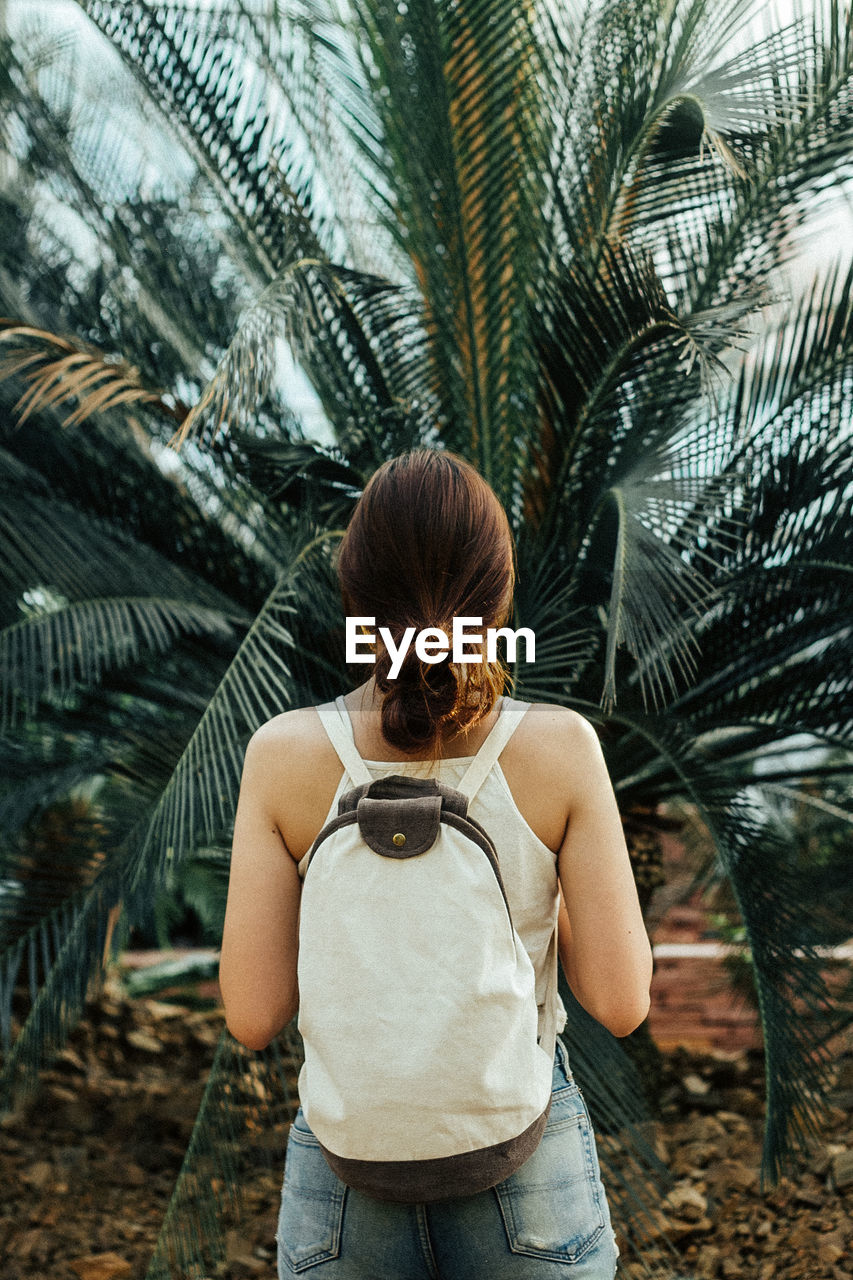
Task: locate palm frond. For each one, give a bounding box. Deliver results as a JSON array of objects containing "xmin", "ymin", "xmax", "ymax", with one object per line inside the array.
[
  {"xmin": 0, "ymin": 32, "xmax": 218, "ymax": 387},
  {"xmin": 714, "ymin": 794, "xmax": 848, "ymax": 1184},
  {"xmin": 533, "ymin": 241, "xmax": 758, "ymax": 547},
  {"xmin": 0, "ymin": 323, "xmax": 176, "ymax": 428},
  {"xmin": 345, "ymin": 0, "xmax": 549, "ymax": 497},
  {"xmin": 0, "ymin": 861, "xmax": 124, "ymax": 1097},
  {"xmin": 547, "ymin": 2, "xmax": 775, "ymax": 258},
  {"xmin": 668, "ymin": 267, "xmax": 853, "ymax": 733},
  {"xmin": 678, "ymin": 561, "xmax": 853, "ymax": 743},
  {"xmin": 136, "ymin": 532, "xmax": 340, "ymax": 882},
  {"xmin": 170, "ymin": 259, "xmax": 326, "ymax": 446},
  {"xmin": 593, "ymin": 694, "xmax": 851, "ymax": 1182},
  {"xmin": 0, "ymin": 658, "xmax": 243, "ymax": 1089},
  {"xmin": 0, "ymin": 595, "xmax": 240, "ymax": 729},
  {"xmin": 730, "ymin": 255, "xmax": 853, "ymax": 463},
  {"xmin": 0, "ymin": 494, "xmax": 237, "ymax": 611},
  {"xmin": 600, "ymin": 481, "xmax": 715, "ymax": 710},
  {"xmin": 689, "ymin": 0, "xmax": 853, "ymax": 308},
  {"xmin": 511, "ymin": 546, "xmax": 599, "ymax": 702},
  {"xmin": 559, "ymin": 0, "xmax": 839, "ymax": 261},
  {"xmin": 172, "ymin": 259, "xmax": 404, "ymax": 450},
  {"xmin": 214, "ymin": 0, "xmax": 399, "ymax": 275},
  {"xmin": 233, "ymin": 436, "xmax": 364, "ymax": 523},
  {"xmin": 80, "ymin": 0, "xmax": 326, "ymax": 281}
]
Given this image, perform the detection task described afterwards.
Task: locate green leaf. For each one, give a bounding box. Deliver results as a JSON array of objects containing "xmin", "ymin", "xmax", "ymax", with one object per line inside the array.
[
  {"xmin": 137, "ymin": 531, "xmax": 340, "ymax": 881},
  {"xmin": 0, "ymin": 596, "xmax": 239, "ymax": 729}
]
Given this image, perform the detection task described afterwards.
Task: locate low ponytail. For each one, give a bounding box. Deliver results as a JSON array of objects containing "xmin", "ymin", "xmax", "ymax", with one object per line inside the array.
[{"xmin": 376, "ymin": 637, "xmax": 458, "ymax": 753}]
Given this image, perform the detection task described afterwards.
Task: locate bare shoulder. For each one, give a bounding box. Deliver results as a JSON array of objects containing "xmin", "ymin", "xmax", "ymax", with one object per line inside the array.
[
  {"xmin": 515, "ymin": 701, "xmax": 602, "ymax": 764},
  {"xmin": 241, "ymin": 706, "xmax": 344, "ymax": 858},
  {"xmin": 499, "ymin": 702, "xmax": 604, "ymax": 850},
  {"xmin": 247, "ymin": 706, "xmax": 329, "ymax": 759}
]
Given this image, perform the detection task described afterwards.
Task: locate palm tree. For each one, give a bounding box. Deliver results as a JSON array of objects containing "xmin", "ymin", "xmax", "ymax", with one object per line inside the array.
[{"xmin": 1, "ymin": 1, "xmax": 852, "ymax": 1275}]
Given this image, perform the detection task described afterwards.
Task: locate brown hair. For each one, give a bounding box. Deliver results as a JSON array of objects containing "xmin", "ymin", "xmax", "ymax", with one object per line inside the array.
[{"xmin": 337, "ymin": 449, "xmax": 515, "ymax": 754}]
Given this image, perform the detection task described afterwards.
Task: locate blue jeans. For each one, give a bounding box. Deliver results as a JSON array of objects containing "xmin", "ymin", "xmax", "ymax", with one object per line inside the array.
[{"xmin": 276, "ymin": 1040, "xmax": 620, "ymax": 1278}]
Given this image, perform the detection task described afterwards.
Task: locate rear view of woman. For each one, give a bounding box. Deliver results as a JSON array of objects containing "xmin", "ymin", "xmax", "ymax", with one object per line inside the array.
[{"xmin": 219, "ymin": 449, "xmax": 653, "ymax": 1278}]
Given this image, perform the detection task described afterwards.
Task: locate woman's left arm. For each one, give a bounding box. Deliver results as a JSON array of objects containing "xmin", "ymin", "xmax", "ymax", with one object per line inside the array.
[
  {"xmin": 555, "ymin": 713, "xmax": 654, "ymax": 1037},
  {"xmin": 219, "ymin": 729, "xmax": 301, "ymax": 1050}
]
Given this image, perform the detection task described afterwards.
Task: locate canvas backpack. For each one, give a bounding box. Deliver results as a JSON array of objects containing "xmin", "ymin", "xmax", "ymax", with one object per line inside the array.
[{"xmin": 295, "ymin": 697, "xmax": 555, "ymax": 1203}]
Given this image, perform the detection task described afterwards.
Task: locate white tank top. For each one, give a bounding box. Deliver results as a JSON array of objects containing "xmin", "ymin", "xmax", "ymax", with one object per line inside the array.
[{"xmin": 298, "ymin": 694, "xmax": 567, "ymax": 1046}]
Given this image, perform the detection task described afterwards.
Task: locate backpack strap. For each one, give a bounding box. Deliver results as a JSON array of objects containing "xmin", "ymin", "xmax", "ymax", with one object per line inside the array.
[
  {"xmin": 315, "ymin": 697, "xmax": 373, "ymax": 786},
  {"xmin": 457, "ymin": 698, "xmax": 530, "ymax": 803}
]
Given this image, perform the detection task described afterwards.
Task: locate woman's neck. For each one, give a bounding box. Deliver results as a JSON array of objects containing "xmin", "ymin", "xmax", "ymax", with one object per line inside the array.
[{"xmin": 341, "ymin": 678, "xmax": 502, "ymax": 761}]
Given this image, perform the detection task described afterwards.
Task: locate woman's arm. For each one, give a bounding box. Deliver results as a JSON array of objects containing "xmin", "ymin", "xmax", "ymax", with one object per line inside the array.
[
  {"xmin": 555, "ymin": 714, "xmax": 653, "ymax": 1037},
  {"xmin": 219, "ymin": 728, "xmax": 302, "ymax": 1051}
]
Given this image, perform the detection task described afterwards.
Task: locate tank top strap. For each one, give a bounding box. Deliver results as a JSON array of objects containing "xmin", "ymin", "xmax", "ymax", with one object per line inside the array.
[
  {"xmin": 315, "ymin": 697, "xmax": 373, "ymax": 787},
  {"xmin": 457, "ymin": 698, "xmax": 530, "ymax": 802}
]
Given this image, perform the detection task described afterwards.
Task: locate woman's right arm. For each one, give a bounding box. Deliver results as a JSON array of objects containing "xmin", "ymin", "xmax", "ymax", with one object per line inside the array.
[
  {"xmin": 554, "ymin": 712, "xmax": 653, "ymax": 1037},
  {"xmin": 219, "ymin": 726, "xmax": 302, "ymax": 1051}
]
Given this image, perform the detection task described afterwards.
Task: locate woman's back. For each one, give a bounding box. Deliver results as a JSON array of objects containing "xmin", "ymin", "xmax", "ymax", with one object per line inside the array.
[{"xmin": 224, "ymin": 670, "xmax": 652, "ymax": 1046}]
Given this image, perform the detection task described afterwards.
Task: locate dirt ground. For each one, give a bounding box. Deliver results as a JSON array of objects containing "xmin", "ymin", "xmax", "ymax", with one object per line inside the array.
[{"xmin": 0, "ymin": 979, "xmax": 851, "ymax": 1280}]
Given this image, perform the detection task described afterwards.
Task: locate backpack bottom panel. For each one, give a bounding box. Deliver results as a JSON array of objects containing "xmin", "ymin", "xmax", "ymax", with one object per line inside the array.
[{"xmin": 316, "ymin": 1099, "xmax": 552, "ymax": 1203}]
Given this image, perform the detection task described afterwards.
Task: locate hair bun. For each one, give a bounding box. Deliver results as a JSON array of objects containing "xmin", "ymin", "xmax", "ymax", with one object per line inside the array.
[{"xmin": 376, "ymin": 642, "xmax": 459, "ymax": 752}]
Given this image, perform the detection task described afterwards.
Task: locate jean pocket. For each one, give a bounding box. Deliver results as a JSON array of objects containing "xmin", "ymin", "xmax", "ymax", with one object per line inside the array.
[
  {"xmin": 494, "ymin": 1089, "xmax": 607, "ymax": 1265},
  {"xmin": 277, "ymin": 1114, "xmax": 347, "ymax": 1273}
]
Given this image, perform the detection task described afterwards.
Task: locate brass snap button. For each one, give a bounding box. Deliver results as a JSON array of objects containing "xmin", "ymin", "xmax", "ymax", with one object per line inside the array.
[{"xmin": 392, "ymin": 832, "xmax": 406, "ymax": 847}]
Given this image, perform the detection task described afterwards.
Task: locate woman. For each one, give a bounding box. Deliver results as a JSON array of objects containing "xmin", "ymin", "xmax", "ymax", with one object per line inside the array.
[{"xmin": 219, "ymin": 449, "xmax": 653, "ymax": 1278}]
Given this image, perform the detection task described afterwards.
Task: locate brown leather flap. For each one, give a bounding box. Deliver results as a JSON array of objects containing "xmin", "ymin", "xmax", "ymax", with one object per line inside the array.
[{"xmin": 357, "ymin": 794, "xmax": 443, "ymax": 858}]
